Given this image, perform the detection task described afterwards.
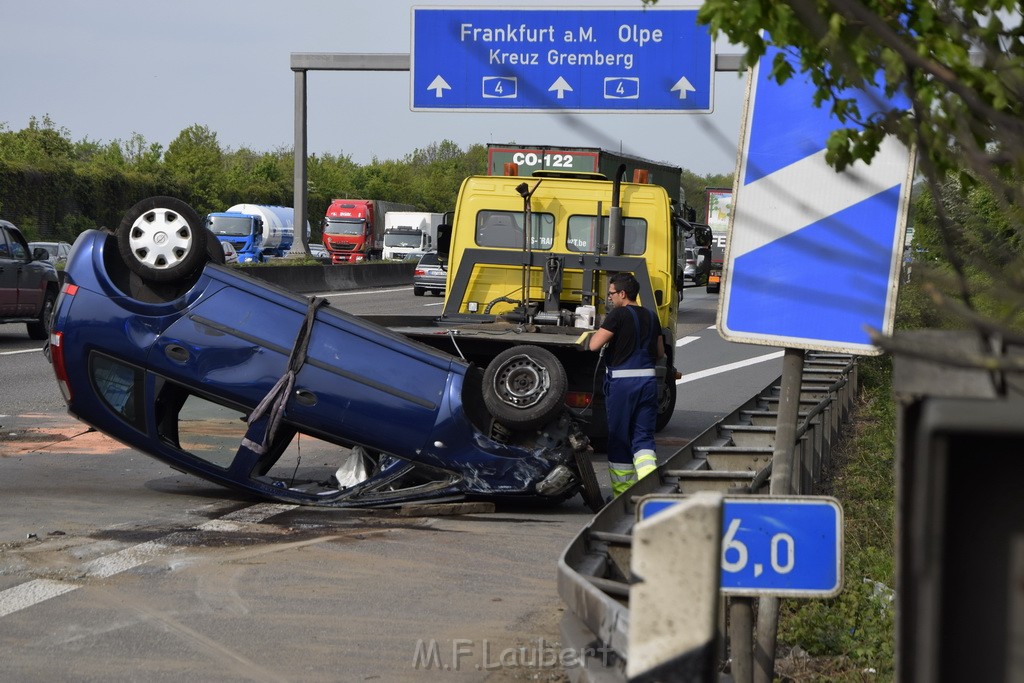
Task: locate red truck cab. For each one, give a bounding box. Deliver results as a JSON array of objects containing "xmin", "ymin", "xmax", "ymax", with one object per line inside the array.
[{"xmin": 323, "ymin": 199, "xmax": 374, "ymax": 263}]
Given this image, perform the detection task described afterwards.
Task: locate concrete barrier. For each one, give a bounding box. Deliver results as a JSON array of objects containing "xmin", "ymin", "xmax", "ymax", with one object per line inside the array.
[{"xmin": 241, "ymin": 262, "xmax": 416, "ymax": 294}]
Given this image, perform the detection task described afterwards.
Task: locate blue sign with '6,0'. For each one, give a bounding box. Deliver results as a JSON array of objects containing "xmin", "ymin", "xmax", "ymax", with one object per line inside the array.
[
  {"xmin": 639, "ymin": 496, "xmax": 844, "ymax": 597},
  {"xmin": 411, "ymin": 8, "xmax": 713, "ymax": 112}
]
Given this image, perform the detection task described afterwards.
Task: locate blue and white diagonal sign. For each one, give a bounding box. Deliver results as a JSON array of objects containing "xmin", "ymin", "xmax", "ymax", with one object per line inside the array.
[
  {"xmin": 719, "ymin": 46, "xmax": 916, "ymax": 354},
  {"xmin": 411, "ymin": 8, "xmax": 713, "ymax": 112}
]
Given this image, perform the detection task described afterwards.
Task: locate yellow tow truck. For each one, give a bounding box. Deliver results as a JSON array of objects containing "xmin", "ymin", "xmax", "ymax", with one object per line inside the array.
[{"xmin": 363, "ymin": 166, "xmax": 686, "ymax": 442}]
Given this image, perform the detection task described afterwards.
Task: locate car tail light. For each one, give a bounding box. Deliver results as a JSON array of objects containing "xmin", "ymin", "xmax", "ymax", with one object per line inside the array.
[
  {"xmin": 564, "ymin": 391, "xmax": 592, "ymax": 409},
  {"xmin": 414, "ymin": 269, "xmax": 426, "ymax": 276},
  {"xmin": 49, "ymin": 283, "xmax": 77, "ymax": 401},
  {"xmin": 50, "ymin": 331, "xmax": 72, "ymax": 402}
]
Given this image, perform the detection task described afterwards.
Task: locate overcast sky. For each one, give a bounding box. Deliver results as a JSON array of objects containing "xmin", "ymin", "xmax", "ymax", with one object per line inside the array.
[{"xmin": 1, "ymin": 1, "xmax": 748, "ymax": 176}]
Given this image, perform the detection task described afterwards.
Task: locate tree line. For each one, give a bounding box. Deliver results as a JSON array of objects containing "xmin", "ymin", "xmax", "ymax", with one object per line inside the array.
[{"xmin": 0, "ymin": 116, "xmax": 732, "ymax": 245}]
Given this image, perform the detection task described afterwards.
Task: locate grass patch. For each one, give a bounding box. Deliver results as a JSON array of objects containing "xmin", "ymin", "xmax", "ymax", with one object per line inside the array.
[
  {"xmin": 771, "ymin": 275, "xmax": 945, "ymax": 680},
  {"xmin": 774, "ymin": 354, "xmax": 897, "ymax": 681}
]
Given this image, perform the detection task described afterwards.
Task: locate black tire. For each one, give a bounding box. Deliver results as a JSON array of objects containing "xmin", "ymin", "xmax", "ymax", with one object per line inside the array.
[
  {"xmin": 483, "ymin": 345, "xmax": 568, "ymax": 431},
  {"xmin": 574, "ymin": 444, "xmax": 607, "ymax": 513},
  {"xmin": 117, "ymin": 196, "xmax": 207, "ymax": 284},
  {"xmin": 207, "ymin": 229, "xmax": 226, "ymax": 265},
  {"xmin": 413, "ymin": 287, "xmax": 424, "ymax": 296},
  {"xmin": 655, "ymin": 372, "xmax": 677, "ymax": 432},
  {"xmin": 27, "ymin": 289, "xmax": 56, "ymax": 340}
]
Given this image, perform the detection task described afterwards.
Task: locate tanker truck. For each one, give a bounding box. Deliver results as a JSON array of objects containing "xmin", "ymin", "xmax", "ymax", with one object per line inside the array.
[{"xmin": 205, "ymin": 204, "xmax": 296, "ymax": 263}]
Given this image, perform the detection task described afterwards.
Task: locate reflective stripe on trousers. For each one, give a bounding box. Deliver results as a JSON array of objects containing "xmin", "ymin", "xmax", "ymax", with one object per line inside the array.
[
  {"xmin": 634, "ymin": 449, "xmax": 657, "ymax": 479},
  {"xmin": 609, "ymin": 464, "xmax": 638, "ymax": 497},
  {"xmin": 608, "ymin": 450, "xmax": 659, "ymax": 498}
]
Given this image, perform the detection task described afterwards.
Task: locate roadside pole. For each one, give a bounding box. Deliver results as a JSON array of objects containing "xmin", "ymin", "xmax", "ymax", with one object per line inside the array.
[
  {"xmin": 727, "ymin": 347, "xmax": 805, "ymax": 681},
  {"xmin": 753, "ymin": 347, "xmax": 805, "ymax": 682},
  {"xmin": 729, "ymin": 598, "xmax": 754, "ymax": 683}
]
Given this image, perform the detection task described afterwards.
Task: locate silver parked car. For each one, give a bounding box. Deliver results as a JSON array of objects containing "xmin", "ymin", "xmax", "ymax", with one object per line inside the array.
[
  {"xmin": 412, "ymin": 251, "xmax": 446, "ymax": 296},
  {"xmin": 308, "ymin": 243, "xmax": 331, "ymax": 263},
  {"xmin": 220, "ymin": 241, "xmax": 239, "ymax": 264},
  {"xmin": 29, "ymin": 241, "xmax": 72, "ymax": 266}
]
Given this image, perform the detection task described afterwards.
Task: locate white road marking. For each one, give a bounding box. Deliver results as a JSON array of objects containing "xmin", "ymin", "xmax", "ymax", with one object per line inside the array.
[
  {"xmin": 0, "ymin": 580, "xmax": 78, "ymax": 618},
  {"xmin": 83, "ymin": 540, "xmax": 169, "ymax": 579},
  {"xmin": 678, "ymin": 351, "xmax": 784, "ymax": 384},
  {"xmin": 317, "ymin": 287, "xmax": 409, "ymax": 297},
  {"xmin": 676, "ymin": 324, "xmax": 717, "ymax": 348},
  {"xmin": 1, "ymin": 348, "xmax": 43, "ymax": 356},
  {"xmin": 0, "ymin": 503, "xmax": 296, "ymax": 618}
]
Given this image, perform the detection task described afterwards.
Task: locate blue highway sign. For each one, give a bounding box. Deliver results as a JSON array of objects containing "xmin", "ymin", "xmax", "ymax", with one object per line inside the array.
[
  {"xmin": 411, "ymin": 8, "xmax": 713, "ymax": 112},
  {"xmin": 719, "ymin": 45, "xmax": 916, "ymax": 354},
  {"xmin": 639, "ymin": 495, "xmax": 844, "ymax": 597}
]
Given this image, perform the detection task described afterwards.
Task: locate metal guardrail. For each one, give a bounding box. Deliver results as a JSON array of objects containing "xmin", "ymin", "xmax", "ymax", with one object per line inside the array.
[
  {"xmin": 244, "ymin": 262, "xmax": 416, "ymax": 294},
  {"xmin": 557, "ymin": 352, "xmax": 858, "ymax": 681}
]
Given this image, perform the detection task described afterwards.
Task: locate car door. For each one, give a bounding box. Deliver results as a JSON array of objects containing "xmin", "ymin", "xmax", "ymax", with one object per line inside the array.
[
  {"xmin": 0, "ymin": 226, "xmax": 18, "ymax": 316},
  {"xmin": 7, "ymin": 229, "xmax": 42, "ymax": 315}
]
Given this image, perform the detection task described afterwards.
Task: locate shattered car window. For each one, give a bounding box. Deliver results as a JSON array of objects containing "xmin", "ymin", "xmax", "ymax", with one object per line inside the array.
[{"xmin": 91, "ymin": 355, "xmax": 143, "ymax": 429}]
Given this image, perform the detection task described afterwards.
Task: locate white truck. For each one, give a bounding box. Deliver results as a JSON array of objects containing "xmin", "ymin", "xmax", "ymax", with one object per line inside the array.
[
  {"xmin": 381, "ymin": 212, "xmax": 444, "ymax": 261},
  {"xmin": 205, "ymin": 204, "xmax": 297, "ymax": 263}
]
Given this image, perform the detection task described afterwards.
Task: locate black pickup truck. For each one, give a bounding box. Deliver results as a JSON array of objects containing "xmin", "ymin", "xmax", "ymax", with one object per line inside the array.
[{"xmin": 0, "ymin": 220, "xmax": 59, "ymax": 339}]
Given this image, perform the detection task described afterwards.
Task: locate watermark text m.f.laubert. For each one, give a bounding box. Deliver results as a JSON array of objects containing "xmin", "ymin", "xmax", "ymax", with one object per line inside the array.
[{"xmin": 412, "ymin": 638, "xmax": 615, "ymax": 672}]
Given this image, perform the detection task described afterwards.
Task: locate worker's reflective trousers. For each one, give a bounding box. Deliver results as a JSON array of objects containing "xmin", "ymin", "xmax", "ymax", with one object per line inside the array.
[{"xmin": 604, "ymin": 307, "xmax": 659, "ymax": 497}]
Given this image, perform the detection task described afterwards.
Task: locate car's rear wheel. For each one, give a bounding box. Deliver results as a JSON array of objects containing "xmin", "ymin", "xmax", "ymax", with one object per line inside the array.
[
  {"xmin": 483, "ymin": 345, "xmax": 567, "ymax": 431},
  {"xmin": 118, "ymin": 196, "xmax": 207, "ymax": 283},
  {"xmin": 413, "ymin": 287, "xmax": 424, "ymax": 296},
  {"xmin": 27, "ymin": 290, "xmax": 56, "ymax": 340}
]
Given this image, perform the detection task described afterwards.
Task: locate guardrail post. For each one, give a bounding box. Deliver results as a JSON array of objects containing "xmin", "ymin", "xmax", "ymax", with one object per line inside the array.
[{"xmin": 627, "ymin": 491, "xmax": 723, "ymax": 682}]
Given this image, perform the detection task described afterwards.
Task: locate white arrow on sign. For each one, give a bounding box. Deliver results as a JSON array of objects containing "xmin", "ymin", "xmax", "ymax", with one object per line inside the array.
[
  {"xmin": 427, "ymin": 75, "xmax": 451, "ymax": 98},
  {"xmin": 671, "ymin": 75, "xmax": 696, "ymax": 99},
  {"xmin": 548, "ymin": 76, "xmax": 573, "ymax": 99}
]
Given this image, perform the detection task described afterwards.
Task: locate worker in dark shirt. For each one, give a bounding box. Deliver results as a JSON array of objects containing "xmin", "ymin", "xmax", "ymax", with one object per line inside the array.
[{"xmin": 587, "ymin": 272, "xmax": 665, "ymax": 496}]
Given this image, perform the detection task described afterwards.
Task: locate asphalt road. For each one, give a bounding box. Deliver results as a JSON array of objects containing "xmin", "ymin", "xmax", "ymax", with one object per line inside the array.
[{"xmin": 0, "ymin": 283, "xmax": 782, "ymax": 682}]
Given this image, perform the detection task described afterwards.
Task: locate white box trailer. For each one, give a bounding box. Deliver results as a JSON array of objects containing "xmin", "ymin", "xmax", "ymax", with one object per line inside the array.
[{"xmin": 381, "ymin": 211, "xmax": 444, "ymax": 260}]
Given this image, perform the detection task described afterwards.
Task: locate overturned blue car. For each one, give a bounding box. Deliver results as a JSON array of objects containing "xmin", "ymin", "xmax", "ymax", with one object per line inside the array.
[{"xmin": 47, "ymin": 197, "xmax": 602, "ymax": 510}]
